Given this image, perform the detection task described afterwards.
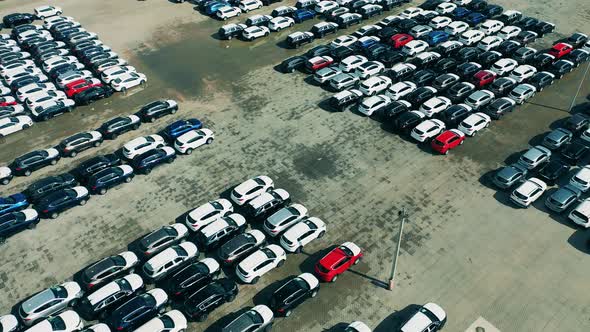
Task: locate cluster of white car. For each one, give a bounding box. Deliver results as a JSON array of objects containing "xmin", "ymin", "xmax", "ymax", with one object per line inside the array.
[
  {"xmin": 216, "ymin": 0, "xmax": 265, "ymax": 20},
  {"xmin": 122, "ymin": 128, "xmax": 215, "ymax": 161}
]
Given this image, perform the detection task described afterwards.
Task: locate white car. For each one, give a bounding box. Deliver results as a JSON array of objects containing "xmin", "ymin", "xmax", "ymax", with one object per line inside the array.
[
  {"xmin": 458, "ymin": 29, "xmax": 485, "ymax": 45},
  {"xmin": 496, "ymin": 25, "xmax": 521, "ymax": 40},
  {"xmin": 418, "ymin": 96, "xmax": 451, "ymax": 117},
  {"xmin": 185, "ymin": 199, "xmax": 234, "ymax": 231},
  {"xmin": 19, "ymin": 281, "xmax": 83, "ymax": 326},
  {"xmin": 0, "ymin": 60, "xmax": 35, "ymax": 76},
  {"xmin": 0, "ymin": 315, "xmax": 18, "ymax": 332},
  {"xmin": 110, "ymin": 71, "xmax": 147, "ymax": 92},
  {"xmin": 0, "ymin": 166, "xmax": 12, "ymax": 185},
  {"xmin": 56, "ymin": 70, "xmax": 93, "ymax": 88},
  {"xmin": 239, "ymin": 0, "xmax": 263, "ymax": 12},
  {"xmin": 339, "ymin": 55, "xmax": 367, "ymax": 73},
  {"xmin": 491, "ymin": 58, "xmax": 518, "ymax": 75},
  {"xmin": 378, "ymin": 15, "xmax": 402, "ymax": 27},
  {"xmin": 16, "ymin": 83, "xmax": 58, "ymax": 102},
  {"xmin": 359, "ymin": 75, "xmax": 391, "ymax": 96},
  {"xmin": 411, "ymin": 119, "xmax": 446, "ymax": 142},
  {"xmin": 279, "ymin": 217, "xmax": 326, "ymax": 253},
  {"xmin": 358, "ymin": 95, "xmax": 391, "ymax": 116},
  {"xmin": 330, "ymin": 35, "xmax": 357, "ymax": 48},
  {"xmin": 346, "ymin": 321, "xmax": 371, "ymax": 332},
  {"xmin": 25, "ymin": 90, "xmax": 68, "ymax": 110},
  {"xmin": 122, "ymin": 134, "xmax": 165, "ymax": 159},
  {"xmin": 5, "ymin": 68, "xmax": 46, "ymax": 85},
  {"xmin": 314, "ymin": 67, "xmax": 342, "ymax": 84},
  {"xmin": 444, "ymin": 21, "xmax": 469, "ymax": 36},
  {"xmin": 402, "ymin": 40, "xmax": 428, "ymax": 56},
  {"xmin": 0, "ymin": 38, "xmax": 17, "ymax": 47},
  {"xmin": 242, "ymin": 26, "xmax": 269, "ymax": 41},
  {"xmin": 429, "ymin": 16, "xmax": 452, "ymax": 29},
  {"xmin": 134, "ymin": 310, "xmax": 187, "ymax": 332},
  {"xmin": 400, "ymin": 7, "xmax": 423, "ymax": 19},
  {"xmin": 477, "ymin": 36, "xmax": 503, "ymax": 51},
  {"xmin": 268, "ymin": 16, "xmax": 295, "ymax": 31},
  {"xmin": 569, "ymin": 199, "xmax": 590, "ymax": 228},
  {"xmin": 43, "ymin": 16, "xmax": 74, "ymax": 29},
  {"xmin": 508, "ymin": 83, "xmax": 536, "ymax": 104},
  {"xmin": 315, "ymin": 1, "xmax": 339, "ymax": 13},
  {"xmin": 42, "ymin": 55, "xmax": 82, "ymax": 72},
  {"xmin": 510, "ymin": 178, "xmax": 547, "ymax": 208},
  {"xmin": 67, "ymin": 32, "xmax": 99, "ymax": 45},
  {"xmin": 436, "ymin": 2, "xmax": 456, "ymax": 14},
  {"xmin": 0, "ymin": 115, "xmax": 33, "ymax": 137},
  {"xmin": 479, "ymin": 19, "xmax": 504, "ymax": 35},
  {"xmin": 399, "ymin": 303, "xmax": 446, "ymax": 332},
  {"xmin": 35, "ymin": 5, "xmax": 63, "ymax": 19},
  {"xmin": 235, "ymin": 244, "xmax": 286, "ymax": 283},
  {"xmin": 453, "ymin": 0, "xmax": 472, "ymax": 4},
  {"xmin": 217, "ymin": 6, "xmax": 242, "ymax": 20},
  {"xmin": 0, "ymin": 104, "xmax": 25, "ymax": 119},
  {"xmin": 18, "ymin": 30, "xmax": 51, "ymax": 43},
  {"xmin": 142, "ymin": 242, "xmax": 199, "ymax": 281},
  {"xmin": 355, "ymin": 61, "xmax": 384, "ymax": 79},
  {"xmin": 0, "ymin": 45, "xmax": 21, "ymax": 53},
  {"xmin": 174, "ymin": 128, "xmax": 215, "ymax": 154},
  {"xmin": 81, "ymin": 324, "xmax": 110, "ymax": 332},
  {"xmin": 509, "ymin": 64, "xmax": 537, "ymax": 83},
  {"xmin": 263, "ymin": 204, "xmax": 308, "ymax": 236},
  {"xmin": 386, "ymin": 81, "xmax": 417, "ymax": 100},
  {"xmin": 25, "ymin": 311, "xmax": 83, "ymax": 332},
  {"xmin": 458, "ymin": 112, "xmax": 491, "ymax": 136},
  {"xmin": 570, "ymin": 166, "xmax": 590, "ymax": 192},
  {"xmin": 231, "ymin": 175, "xmax": 274, "ymax": 205},
  {"xmin": 100, "ymin": 65, "xmax": 137, "ymax": 84},
  {"xmin": 464, "ymin": 90, "xmax": 495, "ymax": 110}
]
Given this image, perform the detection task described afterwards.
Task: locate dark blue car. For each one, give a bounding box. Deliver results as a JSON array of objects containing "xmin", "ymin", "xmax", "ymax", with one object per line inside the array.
[
  {"xmin": 205, "ymin": 1, "xmax": 229, "ymax": 15},
  {"xmin": 357, "ymin": 37, "xmax": 380, "ymax": 49},
  {"xmin": 0, "ymin": 209, "xmax": 39, "ymax": 242},
  {"xmin": 163, "ymin": 119, "xmax": 203, "ymax": 141},
  {"xmin": 452, "ymin": 7, "xmax": 472, "ymax": 19},
  {"xmin": 0, "ymin": 193, "xmax": 29, "ymax": 216},
  {"xmin": 465, "ymin": 12, "xmax": 486, "ymax": 26},
  {"xmin": 425, "ymin": 31, "xmax": 449, "ymax": 46},
  {"xmin": 292, "ymin": 9, "xmax": 315, "ymax": 23}
]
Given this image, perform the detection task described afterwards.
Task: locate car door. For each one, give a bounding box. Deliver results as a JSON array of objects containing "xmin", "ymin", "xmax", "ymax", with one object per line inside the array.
[
  {"xmin": 334, "ymin": 256, "xmax": 352, "ymax": 274},
  {"xmin": 25, "ymin": 155, "xmax": 46, "ymax": 171},
  {"xmin": 256, "ymin": 259, "xmax": 273, "ymax": 275},
  {"xmin": 298, "ymin": 230, "xmax": 314, "ymax": 247}
]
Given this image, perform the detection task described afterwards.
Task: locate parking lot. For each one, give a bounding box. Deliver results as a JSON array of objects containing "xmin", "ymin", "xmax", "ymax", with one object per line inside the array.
[{"xmin": 1, "ymin": 0, "xmax": 590, "ymax": 331}]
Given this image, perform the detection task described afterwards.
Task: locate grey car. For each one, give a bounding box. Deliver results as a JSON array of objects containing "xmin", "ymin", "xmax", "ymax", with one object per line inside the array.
[
  {"xmin": 314, "ymin": 67, "xmax": 342, "ymax": 84},
  {"xmin": 542, "ymin": 128, "xmax": 573, "ymax": 150},
  {"xmin": 263, "ymin": 204, "xmax": 308, "ymax": 237},
  {"xmin": 518, "ymin": 145, "xmax": 551, "ymax": 169},
  {"xmin": 545, "ymin": 185, "xmax": 582, "ymax": 212},
  {"xmin": 19, "ymin": 281, "xmax": 84, "ymax": 326},
  {"xmin": 329, "ymin": 73, "xmax": 360, "ymax": 91},
  {"xmin": 493, "ymin": 163, "xmax": 528, "ymax": 189}
]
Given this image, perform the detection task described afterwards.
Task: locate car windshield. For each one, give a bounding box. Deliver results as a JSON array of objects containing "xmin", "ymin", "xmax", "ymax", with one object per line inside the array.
[
  {"xmin": 514, "ymin": 191, "xmax": 529, "ymax": 200},
  {"xmin": 572, "ymin": 210, "xmax": 588, "ymax": 222},
  {"xmin": 262, "ymin": 247, "xmax": 277, "ymax": 258}
]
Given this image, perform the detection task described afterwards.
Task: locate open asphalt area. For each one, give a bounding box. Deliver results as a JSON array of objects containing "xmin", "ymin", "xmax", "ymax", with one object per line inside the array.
[{"xmin": 1, "ymin": 0, "xmax": 590, "ymax": 331}]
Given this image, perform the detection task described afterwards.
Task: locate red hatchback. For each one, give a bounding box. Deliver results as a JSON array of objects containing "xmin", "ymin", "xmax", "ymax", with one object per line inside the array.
[
  {"xmin": 305, "ymin": 56, "xmax": 334, "ymax": 72},
  {"xmin": 472, "ymin": 70, "xmax": 496, "ymax": 88},
  {"xmin": 548, "ymin": 42, "xmax": 573, "ymax": 59},
  {"xmin": 314, "ymin": 242, "xmax": 363, "ymax": 282},
  {"xmin": 65, "ymin": 78, "xmax": 103, "ymax": 98},
  {"xmin": 390, "ymin": 33, "xmax": 414, "ymax": 48},
  {"xmin": 431, "ymin": 129, "xmax": 466, "ymax": 154}
]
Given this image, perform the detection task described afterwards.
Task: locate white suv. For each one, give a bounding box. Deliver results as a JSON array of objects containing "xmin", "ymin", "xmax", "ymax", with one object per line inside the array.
[
  {"xmin": 280, "ymin": 217, "xmax": 326, "ymax": 253},
  {"xmin": 239, "ymin": 0, "xmax": 263, "ymax": 12},
  {"xmin": 231, "ymin": 175, "xmax": 274, "ymax": 205},
  {"xmin": 235, "ymin": 245, "xmax": 286, "ymax": 283},
  {"xmin": 142, "ymin": 242, "xmax": 199, "ymax": 281},
  {"xmin": 359, "ymin": 75, "xmax": 391, "ymax": 95},
  {"xmin": 185, "ymin": 199, "xmax": 234, "ymax": 231},
  {"xmin": 122, "ymin": 134, "xmax": 165, "ymax": 159}
]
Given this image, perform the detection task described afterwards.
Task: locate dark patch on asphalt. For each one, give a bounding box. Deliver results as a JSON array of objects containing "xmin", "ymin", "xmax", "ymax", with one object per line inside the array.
[{"xmin": 292, "ymin": 145, "xmax": 341, "ymax": 180}]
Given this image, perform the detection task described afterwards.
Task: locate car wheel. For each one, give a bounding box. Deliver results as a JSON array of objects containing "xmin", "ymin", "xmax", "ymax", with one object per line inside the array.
[
  {"xmin": 311, "ymin": 290, "xmax": 318, "ymax": 298},
  {"xmin": 318, "ymin": 231, "xmax": 325, "ymax": 238},
  {"xmin": 121, "ymin": 87, "xmax": 127, "ymax": 93},
  {"xmin": 290, "ymin": 23, "xmax": 294, "ymax": 27},
  {"xmin": 264, "ymin": 325, "xmax": 272, "ymax": 332},
  {"xmin": 158, "ymin": 306, "xmax": 166, "ymax": 314},
  {"xmin": 166, "ymin": 157, "xmax": 175, "ymax": 164},
  {"xmin": 70, "ymin": 151, "xmax": 78, "ymax": 157},
  {"xmin": 227, "ymin": 294, "xmax": 236, "ymax": 302},
  {"xmin": 277, "ymin": 259, "xmax": 285, "ymax": 267},
  {"xmin": 1, "ymin": 178, "xmax": 9, "ymax": 185},
  {"xmin": 251, "ymin": 276, "xmax": 260, "ymax": 284},
  {"xmin": 50, "ymin": 212, "xmax": 59, "ymax": 219},
  {"xmin": 185, "ymin": 148, "xmax": 194, "ymax": 155},
  {"xmin": 140, "ymin": 80, "xmax": 146, "ymax": 87},
  {"xmin": 23, "ymin": 124, "xmax": 30, "ymax": 129},
  {"xmin": 94, "ymin": 141, "xmax": 102, "ymax": 147},
  {"xmin": 353, "ymin": 257, "xmax": 361, "ymax": 265},
  {"xmin": 444, "ymin": 150, "xmax": 449, "ymax": 155},
  {"xmin": 69, "ymin": 299, "xmax": 78, "ymax": 307},
  {"xmin": 295, "ymin": 246, "xmax": 303, "ymax": 253},
  {"xmin": 27, "ymin": 222, "xmax": 37, "ymax": 230},
  {"xmin": 331, "ymin": 275, "xmax": 338, "ymax": 282},
  {"xmin": 265, "ymin": 32, "xmax": 269, "ymax": 36},
  {"xmin": 197, "ymin": 313, "xmax": 208, "ymax": 322},
  {"xmin": 24, "ymin": 170, "xmax": 32, "ymax": 176},
  {"xmin": 79, "ymin": 199, "xmax": 87, "ymax": 206},
  {"xmin": 284, "ymin": 310, "xmax": 292, "ymax": 317},
  {"xmin": 170, "ymin": 108, "xmax": 177, "ymax": 114},
  {"xmin": 206, "ymin": 138, "xmax": 213, "ymax": 144},
  {"xmin": 110, "ymin": 133, "xmax": 118, "ymax": 139},
  {"xmin": 99, "ymin": 188, "xmax": 107, "ymax": 195},
  {"xmin": 50, "ymin": 158, "xmax": 58, "ymax": 165}
]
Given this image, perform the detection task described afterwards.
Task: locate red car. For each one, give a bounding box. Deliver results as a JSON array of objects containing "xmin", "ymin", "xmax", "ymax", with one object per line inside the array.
[
  {"xmin": 64, "ymin": 78, "xmax": 103, "ymax": 98},
  {"xmin": 472, "ymin": 70, "xmax": 496, "ymax": 88},
  {"xmin": 314, "ymin": 242, "xmax": 363, "ymax": 282},
  {"xmin": 305, "ymin": 56, "xmax": 334, "ymax": 72},
  {"xmin": 548, "ymin": 42, "xmax": 573, "ymax": 59},
  {"xmin": 0, "ymin": 96, "xmax": 17, "ymax": 107},
  {"xmin": 390, "ymin": 33, "xmax": 414, "ymax": 48},
  {"xmin": 431, "ymin": 129, "xmax": 466, "ymax": 155}
]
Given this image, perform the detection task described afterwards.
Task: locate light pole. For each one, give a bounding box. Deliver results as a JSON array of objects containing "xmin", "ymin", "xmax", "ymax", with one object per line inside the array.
[{"xmin": 388, "ymin": 208, "xmax": 408, "ymax": 290}]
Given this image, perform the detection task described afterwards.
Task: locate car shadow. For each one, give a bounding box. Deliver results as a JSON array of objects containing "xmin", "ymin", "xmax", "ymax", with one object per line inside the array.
[
  {"xmin": 528, "ymin": 132, "xmax": 547, "ymax": 146},
  {"xmin": 570, "ymin": 102, "xmax": 590, "ymax": 114},
  {"xmin": 492, "ymin": 191, "xmax": 518, "ymax": 208},
  {"xmin": 275, "ymin": 40, "xmax": 291, "ymax": 50},
  {"xmin": 304, "ymin": 76, "xmax": 322, "ymax": 87},
  {"xmin": 478, "ymin": 169, "xmax": 498, "ymax": 190},
  {"xmin": 503, "ymin": 150, "xmax": 526, "ymax": 165},
  {"xmin": 322, "ymin": 322, "xmax": 350, "ymax": 332},
  {"xmin": 567, "ymin": 229, "xmax": 590, "ymax": 254},
  {"xmin": 298, "ymin": 245, "xmax": 337, "ymax": 274},
  {"xmin": 548, "ymin": 117, "xmax": 569, "ymax": 130},
  {"xmin": 317, "ymin": 99, "xmax": 340, "ymax": 113},
  {"xmin": 547, "ymin": 207, "xmax": 580, "ymax": 230},
  {"xmin": 203, "ymin": 307, "xmax": 252, "ymax": 332},
  {"xmin": 415, "ymin": 141, "xmax": 437, "ymax": 155},
  {"xmin": 373, "ymin": 304, "xmax": 421, "ymax": 332},
  {"xmin": 252, "ymin": 275, "xmax": 295, "ymax": 305}
]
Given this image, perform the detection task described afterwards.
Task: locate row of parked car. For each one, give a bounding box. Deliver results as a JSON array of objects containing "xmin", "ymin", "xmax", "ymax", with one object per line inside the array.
[
  {"xmin": 278, "ymin": 0, "xmax": 589, "ymax": 155},
  {"xmin": 0, "ymin": 7, "xmax": 147, "ymax": 137},
  {"xmin": 217, "ymin": 0, "xmax": 412, "ymax": 41}
]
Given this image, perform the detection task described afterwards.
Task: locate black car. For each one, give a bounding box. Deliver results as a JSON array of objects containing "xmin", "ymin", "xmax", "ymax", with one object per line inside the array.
[
  {"xmin": 330, "ymin": 46, "xmax": 355, "ymax": 62},
  {"xmin": 31, "ymin": 101, "xmax": 75, "ymax": 121},
  {"xmin": 183, "ymin": 279, "xmax": 238, "ymax": 321},
  {"xmin": 533, "ymin": 21, "xmax": 555, "ymax": 36},
  {"xmin": 415, "ymin": 11, "xmax": 437, "ymax": 24},
  {"xmin": 411, "ymin": 69, "xmax": 436, "ymax": 87},
  {"xmin": 2, "ymin": 13, "xmax": 35, "ymax": 28},
  {"xmin": 380, "ymin": 0, "xmax": 405, "ymax": 11},
  {"xmin": 455, "ymin": 47, "xmax": 480, "ymax": 63},
  {"xmin": 483, "ymin": 97, "xmax": 515, "ymax": 119},
  {"xmin": 269, "ymin": 274, "xmax": 319, "ymax": 317},
  {"xmin": 432, "ymin": 73, "xmax": 459, "ymax": 91},
  {"xmin": 565, "ymin": 114, "xmax": 590, "ymax": 134},
  {"xmin": 377, "ymin": 27, "xmax": 399, "ymax": 41},
  {"xmin": 434, "ymin": 42, "xmax": 462, "ymax": 57},
  {"xmin": 419, "ymin": 0, "xmax": 444, "ymax": 10},
  {"xmin": 217, "ymin": 231, "xmax": 266, "ymax": 265},
  {"xmin": 57, "ymin": 132, "xmax": 103, "ymax": 157},
  {"xmin": 10, "ymin": 149, "xmax": 61, "ymax": 176},
  {"xmin": 561, "ymin": 141, "xmax": 590, "ymax": 165},
  {"xmin": 130, "ymin": 148, "xmax": 176, "ymax": 174},
  {"xmin": 513, "ymin": 47, "xmax": 537, "ymax": 64},
  {"xmin": 74, "ymin": 86, "xmax": 114, "ymax": 106},
  {"xmin": 530, "ymin": 52, "xmax": 555, "ymax": 70},
  {"xmin": 378, "ymin": 100, "xmax": 411, "ymax": 122},
  {"xmin": 445, "ymin": 82, "xmax": 476, "ymax": 103},
  {"xmin": 478, "ymin": 50, "xmax": 502, "ymax": 67},
  {"xmin": 437, "ymin": 104, "xmax": 471, "ymax": 127},
  {"xmin": 489, "ymin": 77, "xmax": 517, "ymax": 96},
  {"xmin": 0, "ymin": 210, "xmax": 40, "ymax": 242},
  {"xmin": 529, "ymin": 71, "xmax": 555, "ymax": 91},
  {"xmin": 394, "ymin": 111, "xmax": 424, "ymax": 133},
  {"xmin": 72, "ymin": 154, "xmax": 121, "ymax": 181},
  {"xmin": 24, "ymin": 173, "xmax": 78, "ymax": 203},
  {"xmin": 566, "ymin": 49, "xmax": 590, "ymax": 67},
  {"xmin": 566, "ymin": 32, "xmax": 589, "ymax": 48},
  {"xmin": 549, "ymin": 59, "xmax": 574, "ymax": 79},
  {"xmin": 20, "ymin": 37, "xmax": 50, "ymax": 51},
  {"xmin": 467, "ymin": 0, "xmax": 488, "ymax": 11},
  {"xmin": 350, "ymin": 0, "xmax": 370, "ymax": 13},
  {"xmin": 135, "ymin": 100, "xmax": 178, "ymax": 122},
  {"xmin": 98, "ymin": 115, "xmax": 141, "ymax": 139},
  {"xmin": 497, "ymin": 40, "xmax": 521, "ymax": 56},
  {"xmin": 406, "ymin": 86, "xmax": 437, "ymax": 106},
  {"xmin": 456, "ymin": 62, "xmax": 481, "ymax": 79},
  {"xmin": 9, "ymin": 75, "xmax": 44, "ymax": 92},
  {"xmin": 433, "ymin": 58, "xmax": 458, "ymax": 73},
  {"xmin": 397, "ymin": 19, "xmax": 418, "ymax": 31},
  {"xmin": 517, "ymin": 17, "xmax": 538, "ymax": 30},
  {"xmin": 306, "ymin": 45, "xmax": 332, "ymax": 58},
  {"xmin": 537, "ymin": 159, "xmax": 570, "ymax": 185},
  {"xmin": 377, "ymin": 50, "xmax": 406, "ymax": 67},
  {"xmin": 105, "ymin": 290, "xmax": 168, "ymax": 332},
  {"xmin": 514, "ymin": 30, "xmax": 538, "ymax": 45},
  {"xmin": 35, "ymin": 187, "xmax": 90, "ymax": 219},
  {"xmin": 364, "ymin": 43, "xmax": 389, "ymax": 60},
  {"xmin": 482, "ymin": 4, "xmax": 503, "ymax": 18},
  {"xmin": 87, "ymin": 166, "xmax": 134, "ymax": 195},
  {"xmin": 160, "ymin": 259, "xmax": 220, "ymax": 298},
  {"xmin": 280, "ymin": 56, "xmax": 307, "ymax": 73}
]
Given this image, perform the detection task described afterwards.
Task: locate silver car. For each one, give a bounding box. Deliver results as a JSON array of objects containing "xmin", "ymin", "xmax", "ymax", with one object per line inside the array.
[
  {"xmin": 314, "ymin": 67, "xmax": 342, "ymax": 84},
  {"xmin": 493, "ymin": 163, "xmax": 528, "ymax": 189},
  {"xmin": 542, "ymin": 128, "xmax": 573, "ymax": 150},
  {"xmin": 19, "ymin": 281, "xmax": 84, "ymax": 326},
  {"xmin": 329, "ymin": 73, "xmax": 360, "ymax": 91},
  {"xmin": 545, "ymin": 185, "xmax": 582, "ymax": 213},
  {"xmin": 518, "ymin": 145, "xmax": 551, "ymax": 170},
  {"xmin": 263, "ymin": 204, "xmax": 308, "ymax": 237}
]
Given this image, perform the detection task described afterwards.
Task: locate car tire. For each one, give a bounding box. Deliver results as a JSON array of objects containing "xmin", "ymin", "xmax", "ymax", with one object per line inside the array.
[
  {"xmin": 121, "ymin": 87, "xmax": 127, "ymax": 93},
  {"xmin": 197, "ymin": 313, "xmax": 208, "ymax": 322},
  {"xmin": 295, "ymin": 246, "xmax": 303, "ymax": 253},
  {"xmin": 354, "ymin": 257, "xmax": 360, "ymax": 265},
  {"xmin": 166, "ymin": 157, "xmax": 175, "ymax": 164},
  {"xmin": 265, "ymin": 32, "xmax": 269, "ymax": 36},
  {"xmin": 277, "ymin": 259, "xmax": 285, "ymax": 267},
  {"xmin": 24, "ymin": 170, "xmax": 32, "ymax": 176},
  {"xmin": 50, "ymin": 158, "xmax": 58, "ymax": 165},
  {"xmin": 144, "ymin": 168, "xmax": 152, "ymax": 175},
  {"xmin": 170, "ymin": 108, "xmax": 177, "ymax": 114},
  {"xmin": 1, "ymin": 178, "xmax": 9, "ymax": 185},
  {"xmin": 251, "ymin": 276, "xmax": 260, "ymax": 284},
  {"xmin": 206, "ymin": 138, "xmax": 213, "ymax": 144},
  {"xmin": 227, "ymin": 294, "xmax": 236, "ymax": 302},
  {"xmin": 27, "ymin": 222, "xmax": 37, "ymax": 230},
  {"xmin": 110, "ymin": 133, "xmax": 118, "ymax": 139},
  {"xmin": 125, "ymin": 176, "xmax": 132, "ymax": 183},
  {"xmin": 159, "ymin": 306, "xmax": 166, "ymax": 314},
  {"xmin": 23, "ymin": 124, "xmax": 30, "ymax": 129},
  {"xmin": 94, "ymin": 141, "xmax": 102, "ymax": 147},
  {"xmin": 285, "ymin": 310, "xmax": 292, "ymax": 317},
  {"xmin": 99, "ymin": 188, "xmax": 107, "ymax": 195},
  {"xmin": 318, "ymin": 231, "xmax": 325, "ymax": 238},
  {"xmin": 70, "ymin": 151, "xmax": 77, "ymax": 157},
  {"xmin": 444, "ymin": 150, "xmax": 449, "ymax": 155},
  {"xmin": 79, "ymin": 199, "xmax": 87, "ymax": 206},
  {"xmin": 311, "ymin": 290, "xmax": 318, "ymax": 298},
  {"xmin": 331, "ymin": 275, "xmax": 338, "ymax": 282},
  {"xmin": 185, "ymin": 148, "xmax": 194, "ymax": 155},
  {"xmin": 264, "ymin": 325, "xmax": 272, "ymax": 332},
  {"xmin": 69, "ymin": 299, "xmax": 78, "ymax": 307},
  {"xmin": 50, "ymin": 212, "xmax": 59, "ymax": 219}
]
